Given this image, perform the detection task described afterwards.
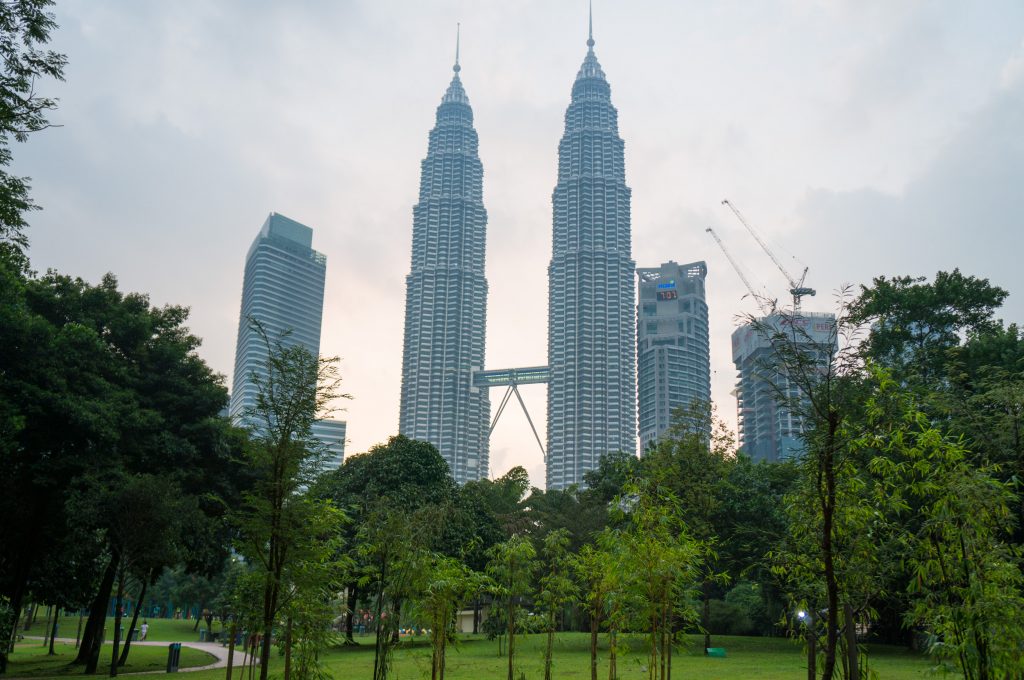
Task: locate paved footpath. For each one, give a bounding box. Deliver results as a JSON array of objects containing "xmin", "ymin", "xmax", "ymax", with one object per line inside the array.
[{"xmin": 19, "ymin": 636, "xmax": 248, "ymax": 676}]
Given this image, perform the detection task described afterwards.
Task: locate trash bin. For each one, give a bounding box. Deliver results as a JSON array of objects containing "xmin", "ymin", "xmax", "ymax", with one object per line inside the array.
[{"xmin": 166, "ymin": 642, "xmax": 182, "ymax": 673}]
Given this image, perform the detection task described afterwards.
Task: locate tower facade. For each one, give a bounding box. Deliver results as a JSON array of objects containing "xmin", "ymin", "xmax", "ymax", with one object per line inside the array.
[
  {"xmin": 230, "ymin": 213, "xmax": 345, "ymax": 470},
  {"xmin": 546, "ymin": 25, "xmax": 636, "ymax": 489},
  {"xmin": 399, "ymin": 50, "xmax": 490, "ymax": 483},
  {"xmin": 637, "ymin": 261, "xmax": 711, "ymax": 450},
  {"xmin": 732, "ymin": 312, "xmax": 836, "ymax": 462}
]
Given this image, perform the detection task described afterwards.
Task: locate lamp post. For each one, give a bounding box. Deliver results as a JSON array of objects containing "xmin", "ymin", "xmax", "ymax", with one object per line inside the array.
[{"xmin": 798, "ymin": 610, "xmax": 815, "ymax": 680}]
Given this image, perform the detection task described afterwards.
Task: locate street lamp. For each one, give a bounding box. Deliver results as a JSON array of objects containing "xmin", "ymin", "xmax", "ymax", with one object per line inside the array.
[{"xmin": 798, "ymin": 609, "xmax": 815, "ymax": 680}]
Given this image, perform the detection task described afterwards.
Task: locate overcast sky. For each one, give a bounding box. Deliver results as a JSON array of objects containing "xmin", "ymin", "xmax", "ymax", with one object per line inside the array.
[{"xmin": 20, "ymin": 1, "xmax": 1023, "ymax": 488}]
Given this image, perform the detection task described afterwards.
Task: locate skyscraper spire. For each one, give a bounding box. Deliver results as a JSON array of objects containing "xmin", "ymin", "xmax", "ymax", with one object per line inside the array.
[
  {"xmin": 587, "ymin": 0, "xmax": 594, "ymax": 48},
  {"xmin": 454, "ymin": 22, "xmax": 461, "ymax": 73},
  {"xmin": 547, "ymin": 15, "xmax": 635, "ymax": 489},
  {"xmin": 442, "ymin": 24, "xmax": 469, "ymax": 104},
  {"xmin": 400, "ymin": 43, "xmax": 490, "ymax": 483}
]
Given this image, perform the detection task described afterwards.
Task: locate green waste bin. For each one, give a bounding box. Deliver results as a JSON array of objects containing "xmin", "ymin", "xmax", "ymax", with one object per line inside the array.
[{"xmin": 166, "ymin": 642, "xmax": 182, "ymax": 673}]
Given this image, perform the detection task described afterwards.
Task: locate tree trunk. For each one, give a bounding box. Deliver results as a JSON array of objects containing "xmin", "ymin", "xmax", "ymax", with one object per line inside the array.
[
  {"xmin": 283, "ymin": 616, "xmax": 292, "ymax": 680},
  {"xmin": 78, "ymin": 551, "xmax": 119, "ymax": 671},
  {"xmin": 507, "ymin": 596, "xmax": 515, "ymax": 680},
  {"xmin": 372, "ymin": 564, "xmax": 387, "ymax": 680},
  {"xmin": 119, "ymin": 576, "xmax": 149, "ymax": 667},
  {"xmin": 6, "ymin": 576, "xmax": 27, "ymax": 653},
  {"xmin": 702, "ymin": 580, "xmax": 711, "ymax": 654},
  {"xmin": 589, "ymin": 611, "xmax": 599, "ymax": 680},
  {"xmin": 820, "ymin": 425, "xmax": 839, "ymax": 680},
  {"xmin": 344, "ymin": 585, "xmax": 358, "ymax": 645},
  {"xmin": 390, "ymin": 599, "xmax": 402, "ymax": 644},
  {"xmin": 258, "ymin": 585, "xmax": 276, "ymax": 680},
  {"xmin": 193, "ymin": 603, "xmax": 203, "ymax": 631},
  {"xmin": 225, "ymin": 620, "xmax": 237, "ymax": 680},
  {"xmin": 48, "ymin": 609, "xmax": 59, "ymax": 655},
  {"xmin": 110, "ymin": 565, "xmax": 126, "ymax": 677},
  {"xmin": 472, "ymin": 597, "xmax": 480, "ymax": 635},
  {"xmin": 608, "ymin": 629, "xmax": 617, "ymax": 680},
  {"xmin": 843, "ymin": 603, "xmax": 859, "ymax": 680},
  {"xmin": 42, "ymin": 606, "xmax": 52, "ymax": 647},
  {"xmin": 807, "ymin": 613, "xmax": 816, "ymax": 680},
  {"xmin": 543, "ymin": 618, "xmax": 554, "ymax": 680}
]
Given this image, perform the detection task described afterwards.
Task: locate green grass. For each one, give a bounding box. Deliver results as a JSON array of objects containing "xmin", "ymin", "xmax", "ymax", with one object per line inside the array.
[
  {"xmin": 130, "ymin": 632, "xmax": 934, "ymax": 680},
  {"xmin": 6, "ymin": 641, "xmax": 215, "ymax": 677},
  {"xmin": 19, "ymin": 613, "xmax": 214, "ymax": 643}
]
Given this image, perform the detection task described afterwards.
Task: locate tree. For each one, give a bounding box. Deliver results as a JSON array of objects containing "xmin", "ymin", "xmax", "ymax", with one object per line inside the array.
[
  {"xmin": 0, "ymin": 0, "xmax": 66, "ymax": 267},
  {"xmin": 0, "ymin": 271, "xmax": 243, "ymax": 675},
  {"xmin": 276, "ymin": 500, "xmax": 349, "ymax": 680},
  {"xmin": 536, "ymin": 529, "xmax": 578, "ymax": 680},
  {"xmin": 486, "ymin": 535, "xmax": 536, "ymax": 680},
  {"xmin": 642, "ymin": 401, "xmax": 732, "ymax": 652},
  {"xmin": 614, "ymin": 482, "xmax": 702, "ymax": 680},
  {"xmin": 412, "ymin": 554, "xmax": 488, "ymax": 680},
  {"xmin": 851, "ymin": 269, "xmax": 1008, "ymax": 386},
  {"xmin": 572, "ymin": 543, "xmax": 614, "ymax": 680},
  {"xmin": 716, "ymin": 455, "xmax": 798, "ymax": 635},
  {"xmin": 747, "ymin": 292, "xmax": 873, "ymax": 680},
  {"xmin": 232, "ymin": 319, "xmax": 348, "ymax": 680},
  {"xmin": 313, "ymin": 435, "xmax": 456, "ymax": 647},
  {"xmin": 864, "ymin": 372, "xmax": 1024, "ymax": 679}
]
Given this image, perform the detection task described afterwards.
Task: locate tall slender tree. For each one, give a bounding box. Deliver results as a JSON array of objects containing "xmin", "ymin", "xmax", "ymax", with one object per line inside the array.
[{"xmin": 232, "ymin": 318, "xmax": 348, "ymax": 680}]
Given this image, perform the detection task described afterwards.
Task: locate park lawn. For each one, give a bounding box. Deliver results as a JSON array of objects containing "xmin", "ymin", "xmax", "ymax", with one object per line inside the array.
[
  {"xmin": 6, "ymin": 641, "xmax": 215, "ymax": 677},
  {"xmin": 20, "ymin": 614, "xmax": 212, "ymax": 643},
  {"xmin": 323, "ymin": 633, "xmax": 935, "ymax": 680},
  {"xmin": 154, "ymin": 632, "xmax": 935, "ymax": 680}
]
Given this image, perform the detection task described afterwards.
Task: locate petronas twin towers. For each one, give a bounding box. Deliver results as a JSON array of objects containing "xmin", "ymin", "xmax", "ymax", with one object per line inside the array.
[{"xmin": 400, "ymin": 19, "xmax": 635, "ymax": 488}]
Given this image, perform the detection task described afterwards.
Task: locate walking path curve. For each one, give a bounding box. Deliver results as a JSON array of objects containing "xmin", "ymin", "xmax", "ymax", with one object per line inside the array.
[{"xmin": 18, "ymin": 636, "xmax": 247, "ymax": 676}]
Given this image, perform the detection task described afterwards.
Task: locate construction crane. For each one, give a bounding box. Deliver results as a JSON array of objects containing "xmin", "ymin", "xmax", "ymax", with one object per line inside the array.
[
  {"xmin": 721, "ymin": 199, "xmax": 815, "ymax": 314},
  {"xmin": 705, "ymin": 227, "xmax": 772, "ymax": 315}
]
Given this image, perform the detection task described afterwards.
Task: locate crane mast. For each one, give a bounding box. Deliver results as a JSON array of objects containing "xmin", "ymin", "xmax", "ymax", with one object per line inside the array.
[
  {"xmin": 705, "ymin": 227, "xmax": 771, "ymax": 315},
  {"xmin": 721, "ymin": 199, "xmax": 815, "ymax": 314}
]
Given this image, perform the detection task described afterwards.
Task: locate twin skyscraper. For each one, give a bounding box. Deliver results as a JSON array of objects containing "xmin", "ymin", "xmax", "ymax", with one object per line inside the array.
[{"xmin": 399, "ymin": 20, "xmax": 641, "ymax": 489}]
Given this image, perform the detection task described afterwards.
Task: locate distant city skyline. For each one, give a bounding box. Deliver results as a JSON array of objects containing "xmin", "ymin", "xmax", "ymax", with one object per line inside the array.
[{"xmin": 20, "ymin": 1, "xmax": 1024, "ymax": 488}]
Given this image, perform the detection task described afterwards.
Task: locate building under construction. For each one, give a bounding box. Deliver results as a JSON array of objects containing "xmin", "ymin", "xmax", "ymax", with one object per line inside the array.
[{"xmin": 731, "ymin": 312, "xmax": 835, "ymax": 462}]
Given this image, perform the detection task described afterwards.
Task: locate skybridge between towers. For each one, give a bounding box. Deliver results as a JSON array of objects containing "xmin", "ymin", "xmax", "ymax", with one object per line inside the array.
[{"xmin": 471, "ymin": 366, "xmax": 549, "ymax": 463}]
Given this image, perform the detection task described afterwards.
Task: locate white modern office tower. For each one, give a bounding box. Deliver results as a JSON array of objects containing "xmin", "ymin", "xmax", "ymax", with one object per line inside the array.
[
  {"xmin": 637, "ymin": 261, "xmax": 711, "ymax": 451},
  {"xmin": 732, "ymin": 312, "xmax": 836, "ymax": 462},
  {"xmin": 229, "ymin": 212, "xmax": 345, "ymax": 469},
  {"xmin": 398, "ymin": 46, "xmax": 490, "ymax": 483},
  {"xmin": 546, "ymin": 22, "xmax": 636, "ymax": 490}
]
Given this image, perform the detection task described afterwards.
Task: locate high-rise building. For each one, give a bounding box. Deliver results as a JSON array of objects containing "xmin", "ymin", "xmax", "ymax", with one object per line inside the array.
[
  {"xmin": 311, "ymin": 419, "xmax": 347, "ymax": 472},
  {"xmin": 636, "ymin": 261, "xmax": 711, "ymax": 451},
  {"xmin": 546, "ymin": 20, "xmax": 636, "ymax": 490},
  {"xmin": 229, "ymin": 212, "xmax": 345, "ymax": 469},
  {"xmin": 732, "ymin": 312, "xmax": 836, "ymax": 462},
  {"xmin": 399, "ymin": 44, "xmax": 490, "ymax": 484}
]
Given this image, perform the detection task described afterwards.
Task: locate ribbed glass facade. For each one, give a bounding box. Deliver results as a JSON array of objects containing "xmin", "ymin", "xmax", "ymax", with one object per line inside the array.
[
  {"xmin": 229, "ymin": 213, "xmax": 345, "ymax": 469},
  {"xmin": 546, "ymin": 34, "xmax": 636, "ymax": 490},
  {"xmin": 399, "ymin": 60, "xmax": 490, "ymax": 484},
  {"xmin": 637, "ymin": 261, "xmax": 711, "ymax": 451}
]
